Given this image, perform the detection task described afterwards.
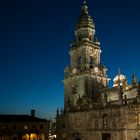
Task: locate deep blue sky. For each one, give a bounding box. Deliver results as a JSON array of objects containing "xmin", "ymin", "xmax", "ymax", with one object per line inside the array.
[{"xmin": 0, "ymin": 0, "xmax": 140, "ymax": 118}]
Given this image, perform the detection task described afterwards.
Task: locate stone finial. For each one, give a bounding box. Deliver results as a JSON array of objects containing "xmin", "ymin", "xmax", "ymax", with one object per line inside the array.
[
  {"xmin": 56, "ymin": 108, "xmax": 59, "ymax": 117},
  {"xmin": 81, "ymin": 0, "xmax": 88, "ymax": 14},
  {"xmin": 118, "ymin": 68, "xmax": 121, "ymax": 86},
  {"xmin": 61, "ymin": 108, "xmax": 63, "ymax": 115},
  {"xmin": 132, "ymin": 72, "xmax": 137, "ymax": 86}
]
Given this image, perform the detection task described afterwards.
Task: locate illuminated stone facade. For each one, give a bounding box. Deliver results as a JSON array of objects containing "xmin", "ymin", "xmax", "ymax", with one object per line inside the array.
[
  {"xmin": 56, "ymin": 1, "xmax": 140, "ymax": 140},
  {"xmin": 0, "ymin": 110, "xmax": 49, "ymax": 140}
]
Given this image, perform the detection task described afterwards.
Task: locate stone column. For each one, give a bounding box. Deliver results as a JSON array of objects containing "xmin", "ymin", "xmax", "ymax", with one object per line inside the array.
[{"xmin": 124, "ymin": 130, "xmax": 127, "ymax": 140}]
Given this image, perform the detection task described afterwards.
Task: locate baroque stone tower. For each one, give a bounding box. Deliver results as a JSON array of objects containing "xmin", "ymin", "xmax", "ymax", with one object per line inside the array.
[
  {"xmin": 64, "ymin": 0, "xmax": 109, "ymax": 111},
  {"xmin": 56, "ymin": 1, "xmax": 140, "ymax": 140}
]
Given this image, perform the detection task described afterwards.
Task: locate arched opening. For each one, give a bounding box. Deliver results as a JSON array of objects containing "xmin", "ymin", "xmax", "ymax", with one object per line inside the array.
[
  {"xmin": 12, "ymin": 135, "xmax": 18, "ymax": 140},
  {"xmin": 103, "ymin": 114, "xmax": 108, "ymax": 128},
  {"xmin": 95, "ymin": 120, "xmax": 98, "ymax": 129},
  {"xmin": 112, "ymin": 119, "xmax": 116, "ymax": 128},
  {"xmin": 89, "ymin": 56, "xmax": 93, "ymax": 64},
  {"xmin": 78, "ymin": 35, "xmax": 82, "ymax": 41},
  {"xmin": 30, "ymin": 133, "xmax": 37, "ymax": 140},
  {"xmin": 75, "ymin": 139, "xmax": 81, "ymax": 140},
  {"xmin": 22, "ymin": 134, "xmax": 29, "ymax": 140},
  {"xmin": 102, "ymin": 133, "xmax": 110, "ymax": 140},
  {"xmin": 73, "ymin": 133, "xmax": 81, "ymax": 140},
  {"xmin": 38, "ymin": 134, "xmax": 45, "ymax": 140},
  {"xmin": 77, "ymin": 56, "xmax": 82, "ymax": 64},
  {"xmin": 89, "ymin": 35, "xmax": 92, "ymax": 41}
]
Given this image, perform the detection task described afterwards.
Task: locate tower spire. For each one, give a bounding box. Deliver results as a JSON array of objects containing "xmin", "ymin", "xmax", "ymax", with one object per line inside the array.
[
  {"xmin": 132, "ymin": 72, "xmax": 137, "ymax": 86},
  {"xmin": 118, "ymin": 68, "xmax": 121, "ymax": 86},
  {"xmin": 75, "ymin": 0, "xmax": 95, "ymax": 42},
  {"xmin": 117, "ymin": 69, "xmax": 123, "ymax": 100}
]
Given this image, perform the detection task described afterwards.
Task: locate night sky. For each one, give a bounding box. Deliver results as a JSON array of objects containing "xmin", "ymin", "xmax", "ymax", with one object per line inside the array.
[{"xmin": 0, "ymin": 0, "xmax": 140, "ymax": 118}]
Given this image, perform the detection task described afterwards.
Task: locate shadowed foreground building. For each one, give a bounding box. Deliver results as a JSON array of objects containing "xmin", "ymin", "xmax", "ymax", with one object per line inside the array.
[
  {"xmin": 0, "ymin": 110, "xmax": 49, "ymax": 140},
  {"xmin": 56, "ymin": 1, "xmax": 140, "ymax": 140}
]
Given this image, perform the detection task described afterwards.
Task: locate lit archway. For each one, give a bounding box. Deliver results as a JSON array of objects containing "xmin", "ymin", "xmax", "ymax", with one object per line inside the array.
[
  {"xmin": 22, "ymin": 134, "xmax": 29, "ymax": 140},
  {"xmin": 30, "ymin": 133, "xmax": 37, "ymax": 140},
  {"xmin": 38, "ymin": 134, "xmax": 45, "ymax": 140}
]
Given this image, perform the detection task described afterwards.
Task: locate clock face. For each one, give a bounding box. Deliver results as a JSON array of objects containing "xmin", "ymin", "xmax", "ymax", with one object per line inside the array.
[
  {"xmin": 72, "ymin": 68, "xmax": 77, "ymax": 74},
  {"xmin": 94, "ymin": 67, "xmax": 98, "ymax": 73}
]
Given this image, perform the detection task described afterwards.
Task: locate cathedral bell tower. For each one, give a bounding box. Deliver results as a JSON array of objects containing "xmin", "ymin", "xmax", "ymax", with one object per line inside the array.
[{"xmin": 64, "ymin": 1, "xmax": 109, "ymax": 111}]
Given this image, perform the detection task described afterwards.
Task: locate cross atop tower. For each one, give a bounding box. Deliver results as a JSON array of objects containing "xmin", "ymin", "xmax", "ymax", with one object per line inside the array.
[
  {"xmin": 82, "ymin": 0, "xmax": 88, "ymax": 14},
  {"xmin": 83, "ymin": 0, "xmax": 87, "ymax": 5}
]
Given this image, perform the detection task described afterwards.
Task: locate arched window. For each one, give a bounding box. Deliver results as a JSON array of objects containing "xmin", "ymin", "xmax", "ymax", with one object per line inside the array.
[
  {"xmin": 65, "ymin": 71, "xmax": 69, "ymax": 78},
  {"xmin": 89, "ymin": 56, "xmax": 93, "ymax": 64},
  {"xmin": 30, "ymin": 134, "xmax": 37, "ymax": 140},
  {"xmin": 72, "ymin": 85, "xmax": 78, "ymax": 94},
  {"xmin": 62, "ymin": 123, "xmax": 66, "ymax": 128},
  {"xmin": 38, "ymin": 134, "xmax": 45, "ymax": 140},
  {"xmin": 77, "ymin": 57, "xmax": 81, "ymax": 66},
  {"xmin": 22, "ymin": 134, "xmax": 29, "ymax": 140},
  {"xmin": 95, "ymin": 120, "xmax": 98, "ymax": 129},
  {"xmin": 89, "ymin": 35, "xmax": 92, "ymax": 41},
  {"xmin": 112, "ymin": 119, "xmax": 116, "ymax": 128},
  {"xmin": 103, "ymin": 114, "xmax": 108, "ymax": 128},
  {"xmin": 78, "ymin": 35, "xmax": 82, "ymax": 41}
]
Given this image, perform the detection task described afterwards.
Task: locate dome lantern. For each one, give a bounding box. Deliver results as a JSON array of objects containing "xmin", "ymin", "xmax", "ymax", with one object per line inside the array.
[{"xmin": 75, "ymin": 0, "xmax": 95, "ymax": 43}]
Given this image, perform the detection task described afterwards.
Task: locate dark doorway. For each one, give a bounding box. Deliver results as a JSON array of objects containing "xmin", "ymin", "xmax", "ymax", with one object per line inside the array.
[
  {"xmin": 102, "ymin": 133, "xmax": 110, "ymax": 140},
  {"xmin": 75, "ymin": 138, "xmax": 81, "ymax": 140}
]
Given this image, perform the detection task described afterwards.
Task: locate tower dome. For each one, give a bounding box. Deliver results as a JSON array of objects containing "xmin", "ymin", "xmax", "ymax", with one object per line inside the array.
[
  {"xmin": 113, "ymin": 70, "xmax": 127, "ymax": 87},
  {"xmin": 76, "ymin": 1, "xmax": 95, "ymax": 30},
  {"xmin": 75, "ymin": 0, "xmax": 95, "ymax": 42}
]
